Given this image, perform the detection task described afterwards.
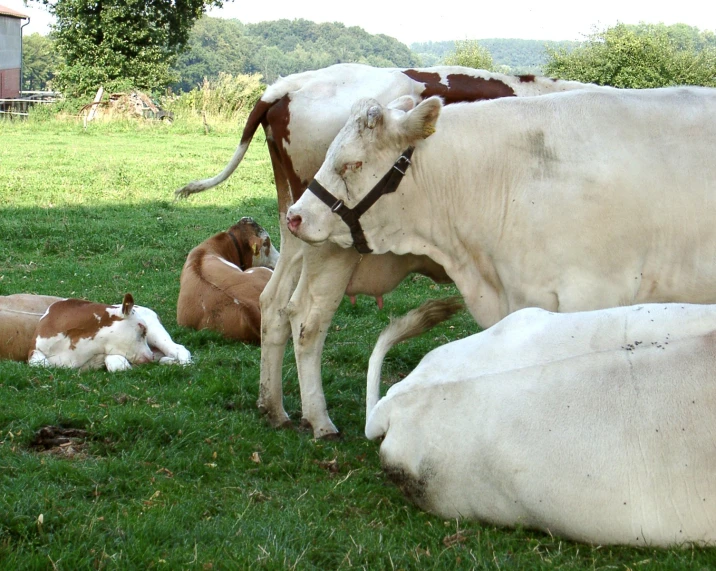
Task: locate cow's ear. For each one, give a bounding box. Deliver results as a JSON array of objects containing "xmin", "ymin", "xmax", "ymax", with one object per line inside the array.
[
  {"xmin": 121, "ymin": 293, "xmax": 135, "ymax": 317},
  {"xmin": 387, "ymin": 95, "xmax": 417, "ymax": 112},
  {"xmin": 366, "ymin": 104, "xmax": 383, "ymax": 130},
  {"xmin": 402, "ymin": 96, "xmax": 442, "ymax": 142}
]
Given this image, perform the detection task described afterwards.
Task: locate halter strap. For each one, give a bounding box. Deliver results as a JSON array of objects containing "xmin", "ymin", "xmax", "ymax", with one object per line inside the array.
[{"xmin": 307, "ymin": 147, "xmax": 414, "ymax": 254}]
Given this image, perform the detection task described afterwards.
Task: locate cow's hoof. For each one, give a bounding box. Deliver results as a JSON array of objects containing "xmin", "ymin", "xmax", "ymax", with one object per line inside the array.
[
  {"xmin": 301, "ymin": 418, "xmax": 341, "ymax": 440},
  {"xmin": 257, "ymin": 404, "xmax": 292, "ymax": 429},
  {"xmin": 318, "ymin": 431, "xmax": 342, "ymax": 441}
]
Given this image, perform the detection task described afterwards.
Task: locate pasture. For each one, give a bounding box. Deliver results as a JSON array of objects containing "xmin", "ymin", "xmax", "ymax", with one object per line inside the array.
[{"xmin": 1, "ymin": 116, "xmax": 715, "ymax": 569}]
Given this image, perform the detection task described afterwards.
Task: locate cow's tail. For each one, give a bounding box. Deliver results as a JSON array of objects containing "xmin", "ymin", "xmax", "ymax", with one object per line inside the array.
[
  {"xmin": 174, "ymin": 99, "xmax": 271, "ymax": 199},
  {"xmin": 366, "ymin": 297, "xmax": 464, "ymax": 427}
]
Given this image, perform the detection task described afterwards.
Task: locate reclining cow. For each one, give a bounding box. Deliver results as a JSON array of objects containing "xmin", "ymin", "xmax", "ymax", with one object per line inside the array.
[
  {"xmin": 365, "ymin": 299, "xmax": 716, "ymax": 547},
  {"xmin": 0, "ymin": 293, "xmax": 191, "ymax": 371},
  {"xmin": 177, "ymin": 217, "xmax": 279, "ymax": 343},
  {"xmin": 176, "ymin": 63, "xmax": 594, "ymax": 438},
  {"xmin": 287, "ymin": 86, "xmax": 716, "ymax": 328}
]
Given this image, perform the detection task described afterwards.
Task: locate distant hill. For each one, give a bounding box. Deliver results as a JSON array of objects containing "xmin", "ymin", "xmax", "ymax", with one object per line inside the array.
[
  {"xmin": 411, "ymin": 38, "xmax": 580, "ymax": 74},
  {"xmin": 173, "ymin": 17, "xmax": 421, "ymax": 91}
]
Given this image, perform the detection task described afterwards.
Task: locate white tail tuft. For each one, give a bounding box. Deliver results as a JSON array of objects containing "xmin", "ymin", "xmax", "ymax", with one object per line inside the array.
[{"xmin": 366, "ymin": 297, "xmax": 464, "ymax": 428}]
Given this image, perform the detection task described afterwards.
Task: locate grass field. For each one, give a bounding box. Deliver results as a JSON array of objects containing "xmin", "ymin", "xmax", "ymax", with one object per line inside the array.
[{"xmin": 1, "ymin": 116, "xmax": 715, "ymax": 569}]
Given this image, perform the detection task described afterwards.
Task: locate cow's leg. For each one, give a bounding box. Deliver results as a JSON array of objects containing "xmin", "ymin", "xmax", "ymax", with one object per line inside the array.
[
  {"xmin": 287, "ymin": 242, "xmax": 361, "ymax": 439},
  {"xmin": 258, "ymin": 227, "xmax": 304, "ymax": 427},
  {"xmin": 28, "ymin": 350, "xmax": 50, "ymax": 367},
  {"xmin": 105, "ymin": 355, "xmax": 133, "ymax": 372}
]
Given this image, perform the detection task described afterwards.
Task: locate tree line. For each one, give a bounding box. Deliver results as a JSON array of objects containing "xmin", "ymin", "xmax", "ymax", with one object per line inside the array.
[{"xmin": 20, "ymin": 0, "xmax": 716, "ymax": 98}]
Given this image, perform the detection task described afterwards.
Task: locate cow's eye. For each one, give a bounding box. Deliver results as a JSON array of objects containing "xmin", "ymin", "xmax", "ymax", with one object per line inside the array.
[
  {"xmin": 138, "ymin": 322, "xmax": 147, "ymax": 338},
  {"xmin": 339, "ymin": 161, "xmax": 362, "ymax": 176}
]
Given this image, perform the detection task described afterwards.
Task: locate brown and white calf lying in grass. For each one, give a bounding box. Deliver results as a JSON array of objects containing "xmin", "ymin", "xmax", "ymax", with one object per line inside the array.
[
  {"xmin": 177, "ymin": 217, "xmax": 279, "ymax": 344},
  {"xmin": 0, "ymin": 293, "xmax": 191, "ymax": 371}
]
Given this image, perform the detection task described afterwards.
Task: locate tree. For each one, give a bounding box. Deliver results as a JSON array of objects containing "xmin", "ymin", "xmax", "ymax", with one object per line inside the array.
[
  {"xmin": 172, "ymin": 17, "xmax": 255, "ymax": 93},
  {"xmin": 544, "ymin": 23, "xmax": 716, "ymax": 88},
  {"xmin": 444, "ymin": 40, "xmax": 494, "ymax": 70},
  {"xmin": 30, "ymin": 0, "xmax": 227, "ymax": 97},
  {"xmin": 22, "ymin": 33, "xmax": 60, "ymax": 90}
]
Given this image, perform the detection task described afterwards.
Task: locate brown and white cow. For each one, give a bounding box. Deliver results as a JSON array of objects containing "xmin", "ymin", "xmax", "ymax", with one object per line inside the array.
[
  {"xmin": 0, "ymin": 293, "xmax": 191, "ymax": 371},
  {"xmin": 288, "ymin": 87, "xmax": 716, "ymax": 329},
  {"xmin": 177, "ymin": 217, "xmax": 279, "ymax": 343},
  {"xmin": 176, "ymin": 63, "xmax": 593, "ymax": 438},
  {"xmin": 366, "ymin": 300, "xmax": 716, "ymax": 546}
]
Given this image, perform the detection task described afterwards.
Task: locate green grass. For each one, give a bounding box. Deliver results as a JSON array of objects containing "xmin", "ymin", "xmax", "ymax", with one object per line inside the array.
[{"xmin": 1, "ymin": 117, "xmax": 715, "ymax": 569}]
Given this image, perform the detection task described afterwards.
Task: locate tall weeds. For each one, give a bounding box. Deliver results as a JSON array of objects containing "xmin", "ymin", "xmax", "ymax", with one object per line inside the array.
[{"xmin": 162, "ymin": 73, "xmax": 264, "ymax": 130}]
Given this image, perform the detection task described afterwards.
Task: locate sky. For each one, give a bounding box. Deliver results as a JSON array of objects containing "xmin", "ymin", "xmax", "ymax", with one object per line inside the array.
[{"xmin": 4, "ymin": 0, "xmax": 715, "ymax": 44}]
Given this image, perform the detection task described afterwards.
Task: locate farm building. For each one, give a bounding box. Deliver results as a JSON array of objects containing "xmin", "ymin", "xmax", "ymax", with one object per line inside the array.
[{"xmin": 0, "ymin": 3, "xmax": 28, "ymax": 98}]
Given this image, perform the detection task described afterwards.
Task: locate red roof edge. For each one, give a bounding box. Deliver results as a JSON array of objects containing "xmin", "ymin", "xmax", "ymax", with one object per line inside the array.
[{"xmin": 0, "ymin": 4, "xmax": 30, "ymax": 19}]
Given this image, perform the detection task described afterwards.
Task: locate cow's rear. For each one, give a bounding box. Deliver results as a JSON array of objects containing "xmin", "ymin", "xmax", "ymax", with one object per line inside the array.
[{"xmin": 0, "ymin": 294, "xmax": 63, "ymax": 361}]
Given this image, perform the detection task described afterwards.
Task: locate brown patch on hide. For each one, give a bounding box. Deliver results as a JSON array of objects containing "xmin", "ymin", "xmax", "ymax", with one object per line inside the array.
[
  {"xmin": 34, "ymin": 299, "xmax": 122, "ymax": 349},
  {"xmin": 517, "ymin": 74, "xmax": 536, "ymax": 83},
  {"xmin": 402, "ymin": 70, "xmax": 516, "ymax": 104},
  {"xmin": 266, "ymin": 94, "xmax": 307, "ymax": 205}
]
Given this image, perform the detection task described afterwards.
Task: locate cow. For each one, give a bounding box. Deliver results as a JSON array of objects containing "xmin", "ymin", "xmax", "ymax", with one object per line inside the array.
[
  {"xmin": 175, "ymin": 63, "xmax": 594, "ymax": 438},
  {"xmin": 286, "ymin": 87, "xmax": 716, "ymax": 331},
  {"xmin": 0, "ymin": 294, "xmax": 65, "ymax": 361},
  {"xmin": 0, "ymin": 293, "xmax": 191, "ymax": 371},
  {"xmin": 177, "ymin": 217, "xmax": 279, "ymax": 343},
  {"xmin": 365, "ymin": 299, "xmax": 716, "ymax": 547}
]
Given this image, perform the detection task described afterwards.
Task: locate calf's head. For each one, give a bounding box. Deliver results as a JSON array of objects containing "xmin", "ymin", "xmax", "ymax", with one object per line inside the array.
[
  {"xmin": 228, "ymin": 217, "xmax": 279, "ymax": 270},
  {"xmin": 286, "ymin": 96, "xmax": 443, "ymax": 253}
]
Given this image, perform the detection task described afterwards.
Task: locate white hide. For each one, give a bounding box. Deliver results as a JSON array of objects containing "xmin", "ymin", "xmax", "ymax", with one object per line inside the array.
[
  {"xmin": 131, "ymin": 305, "xmax": 192, "ymax": 365},
  {"xmin": 366, "ymin": 302, "xmax": 716, "ymax": 547},
  {"xmin": 288, "ymin": 87, "xmax": 716, "ymax": 330}
]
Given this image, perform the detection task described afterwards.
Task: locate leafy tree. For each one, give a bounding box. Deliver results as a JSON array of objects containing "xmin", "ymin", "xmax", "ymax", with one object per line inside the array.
[
  {"xmin": 444, "ymin": 40, "xmax": 494, "ymax": 70},
  {"xmin": 173, "ymin": 17, "xmax": 421, "ymax": 89},
  {"xmin": 22, "ymin": 33, "xmax": 60, "ymax": 90},
  {"xmin": 544, "ymin": 23, "xmax": 716, "ymax": 87},
  {"xmin": 30, "ymin": 0, "xmax": 226, "ymax": 97},
  {"xmin": 172, "ymin": 17, "xmax": 256, "ymax": 93}
]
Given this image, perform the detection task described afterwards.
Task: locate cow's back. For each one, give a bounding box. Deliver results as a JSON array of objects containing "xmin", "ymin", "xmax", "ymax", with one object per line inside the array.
[
  {"xmin": 411, "ymin": 86, "xmax": 716, "ymax": 323},
  {"xmin": 0, "ymin": 295, "xmax": 64, "ymax": 361},
  {"xmin": 177, "ymin": 244, "xmax": 271, "ymax": 343},
  {"xmin": 372, "ymin": 304, "xmax": 716, "ymax": 546}
]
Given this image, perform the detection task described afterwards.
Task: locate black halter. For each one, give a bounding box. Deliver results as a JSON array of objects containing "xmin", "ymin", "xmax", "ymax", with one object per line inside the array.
[{"xmin": 306, "ymin": 147, "xmax": 415, "ymax": 254}]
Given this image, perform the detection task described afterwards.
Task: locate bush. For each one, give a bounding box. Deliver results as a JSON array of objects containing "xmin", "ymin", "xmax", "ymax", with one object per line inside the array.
[
  {"xmin": 545, "ymin": 23, "xmax": 716, "ymax": 88},
  {"xmin": 444, "ymin": 40, "xmax": 494, "ymax": 70}
]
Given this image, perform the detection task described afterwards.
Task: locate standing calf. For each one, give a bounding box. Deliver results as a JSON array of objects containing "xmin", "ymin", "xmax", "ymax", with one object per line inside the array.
[
  {"xmin": 177, "ymin": 217, "xmax": 279, "ymax": 343},
  {"xmin": 367, "ymin": 300, "xmax": 716, "ymax": 546}
]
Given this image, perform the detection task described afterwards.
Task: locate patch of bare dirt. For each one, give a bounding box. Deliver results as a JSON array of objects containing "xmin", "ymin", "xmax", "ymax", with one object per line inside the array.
[{"xmin": 29, "ymin": 425, "xmax": 90, "ymax": 459}]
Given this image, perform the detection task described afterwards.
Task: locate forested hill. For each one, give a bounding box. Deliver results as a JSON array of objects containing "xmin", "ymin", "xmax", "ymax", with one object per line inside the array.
[
  {"xmin": 173, "ymin": 17, "xmax": 420, "ymax": 91},
  {"xmin": 411, "ymin": 39, "xmax": 580, "ymax": 73}
]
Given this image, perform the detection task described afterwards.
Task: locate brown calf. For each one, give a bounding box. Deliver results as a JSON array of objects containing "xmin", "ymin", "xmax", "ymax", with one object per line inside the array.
[{"xmin": 177, "ymin": 217, "xmax": 279, "ymax": 343}]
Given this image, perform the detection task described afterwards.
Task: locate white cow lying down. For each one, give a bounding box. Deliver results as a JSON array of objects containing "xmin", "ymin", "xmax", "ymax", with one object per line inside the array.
[
  {"xmin": 366, "ymin": 299, "xmax": 716, "ymax": 547},
  {"xmin": 0, "ymin": 293, "xmax": 191, "ymax": 371}
]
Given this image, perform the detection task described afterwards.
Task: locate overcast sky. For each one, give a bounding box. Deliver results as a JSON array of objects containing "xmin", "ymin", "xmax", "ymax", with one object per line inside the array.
[{"xmin": 5, "ymin": 0, "xmax": 715, "ymax": 44}]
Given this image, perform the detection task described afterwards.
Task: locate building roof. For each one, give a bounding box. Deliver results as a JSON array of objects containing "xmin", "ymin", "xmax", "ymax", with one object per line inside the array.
[{"xmin": 0, "ymin": 4, "xmax": 29, "ymax": 19}]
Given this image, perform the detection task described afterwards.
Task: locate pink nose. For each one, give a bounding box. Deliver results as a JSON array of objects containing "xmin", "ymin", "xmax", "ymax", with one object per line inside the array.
[{"xmin": 286, "ymin": 213, "xmax": 302, "ymax": 233}]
